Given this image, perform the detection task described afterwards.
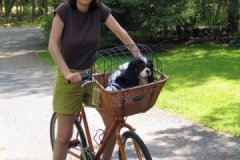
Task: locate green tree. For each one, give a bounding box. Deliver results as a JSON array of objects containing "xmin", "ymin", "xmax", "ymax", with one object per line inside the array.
[
  {"xmin": 104, "ymin": 0, "xmax": 189, "ymax": 42},
  {"xmin": 0, "ymin": 0, "xmax": 3, "ymax": 15},
  {"xmin": 228, "ymin": 0, "xmax": 239, "ymax": 34},
  {"xmin": 4, "ymin": 0, "xmax": 17, "ymax": 18}
]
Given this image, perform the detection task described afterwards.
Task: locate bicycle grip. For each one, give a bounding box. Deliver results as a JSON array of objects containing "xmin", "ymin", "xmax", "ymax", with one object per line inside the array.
[{"xmin": 67, "ymin": 73, "xmax": 91, "ymax": 84}]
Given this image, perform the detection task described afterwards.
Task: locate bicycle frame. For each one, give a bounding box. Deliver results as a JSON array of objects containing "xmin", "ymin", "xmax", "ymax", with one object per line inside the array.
[
  {"xmin": 51, "ymin": 43, "xmax": 167, "ymax": 160},
  {"xmin": 76, "ymin": 108, "xmax": 138, "ymax": 160}
]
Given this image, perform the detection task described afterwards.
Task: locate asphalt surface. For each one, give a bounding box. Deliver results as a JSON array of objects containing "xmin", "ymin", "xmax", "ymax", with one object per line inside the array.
[{"xmin": 0, "ymin": 28, "xmax": 240, "ymax": 160}]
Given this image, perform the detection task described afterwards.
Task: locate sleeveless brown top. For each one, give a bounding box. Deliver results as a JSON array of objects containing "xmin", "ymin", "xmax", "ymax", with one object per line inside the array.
[{"xmin": 55, "ymin": 2, "xmax": 111, "ymax": 70}]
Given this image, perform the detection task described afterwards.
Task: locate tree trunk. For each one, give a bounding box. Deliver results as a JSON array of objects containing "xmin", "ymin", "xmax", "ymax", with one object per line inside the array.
[
  {"xmin": 44, "ymin": 0, "xmax": 48, "ymax": 14},
  {"xmin": 4, "ymin": 0, "xmax": 17, "ymax": 18},
  {"xmin": 228, "ymin": 0, "xmax": 238, "ymax": 34},
  {"xmin": 20, "ymin": 2, "xmax": 23, "ymax": 20},
  {"xmin": 16, "ymin": 1, "xmax": 22, "ymax": 21},
  {"xmin": 0, "ymin": 0, "xmax": 3, "ymax": 16},
  {"xmin": 16, "ymin": 1, "xmax": 18, "ymax": 19},
  {"xmin": 52, "ymin": 0, "xmax": 61, "ymax": 8},
  {"xmin": 38, "ymin": 0, "xmax": 47, "ymax": 15},
  {"xmin": 215, "ymin": 0, "xmax": 223, "ymax": 19},
  {"xmin": 176, "ymin": 25, "xmax": 182, "ymax": 39},
  {"xmin": 31, "ymin": 0, "xmax": 36, "ymax": 21}
]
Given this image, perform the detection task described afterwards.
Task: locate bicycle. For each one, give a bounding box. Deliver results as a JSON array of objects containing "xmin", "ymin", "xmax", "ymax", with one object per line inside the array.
[{"xmin": 50, "ymin": 44, "xmax": 168, "ymax": 160}]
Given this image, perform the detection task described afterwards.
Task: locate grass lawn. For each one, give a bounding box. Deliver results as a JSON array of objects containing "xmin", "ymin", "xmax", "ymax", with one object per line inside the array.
[
  {"xmin": 38, "ymin": 50, "xmax": 56, "ymax": 70},
  {"xmin": 156, "ymin": 44, "xmax": 240, "ymax": 137},
  {"xmin": 38, "ymin": 44, "xmax": 240, "ymax": 137}
]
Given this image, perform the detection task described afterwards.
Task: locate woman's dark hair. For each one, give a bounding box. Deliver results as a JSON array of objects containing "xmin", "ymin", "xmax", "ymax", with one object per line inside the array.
[{"xmin": 67, "ymin": 0, "xmax": 100, "ymax": 10}]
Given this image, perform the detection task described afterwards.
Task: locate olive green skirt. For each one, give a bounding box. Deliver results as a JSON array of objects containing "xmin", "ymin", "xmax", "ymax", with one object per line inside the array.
[{"xmin": 53, "ymin": 69, "xmax": 94, "ymax": 114}]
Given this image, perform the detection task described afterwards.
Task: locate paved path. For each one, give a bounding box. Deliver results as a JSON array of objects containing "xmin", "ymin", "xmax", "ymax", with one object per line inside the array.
[{"xmin": 0, "ymin": 28, "xmax": 240, "ymax": 160}]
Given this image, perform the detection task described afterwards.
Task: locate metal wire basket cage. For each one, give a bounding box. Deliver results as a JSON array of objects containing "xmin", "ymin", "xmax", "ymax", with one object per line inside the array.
[{"xmin": 92, "ymin": 43, "xmax": 168, "ymax": 119}]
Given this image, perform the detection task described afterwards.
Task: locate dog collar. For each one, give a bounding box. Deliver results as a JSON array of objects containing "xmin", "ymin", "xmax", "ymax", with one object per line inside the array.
[{"xmin": 108, "ymin": 81, "xmax": 122, "ymax": 90}]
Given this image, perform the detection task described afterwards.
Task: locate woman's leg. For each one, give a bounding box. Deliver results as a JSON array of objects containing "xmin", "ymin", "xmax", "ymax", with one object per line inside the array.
[
  {"xmin": 53, "ymin": 114, "xmax": 75, "ymax": 160},
  {"xmin": 98, "ymin": 109, "xmax": 116, "ymax": 160}
]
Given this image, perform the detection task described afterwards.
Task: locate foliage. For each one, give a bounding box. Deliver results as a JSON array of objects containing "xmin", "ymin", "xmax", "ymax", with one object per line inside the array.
[
  {"xmin": 101, "ymin": 0, "xmax": 239, "ymax": 46},
  {"xmin": 40, "ymin": 13, "xmax": 54, "ymax": 43},
  {"xmin": 103, "ymin": 0, "xmax": 190, "ymax": 41},
  {"xmin": 37, "ymin": 50, "xmax": 56, "ymax": 70},
  {"xmin": 1, "ymin": 0, "xmax": 238, "ymax": 47}
]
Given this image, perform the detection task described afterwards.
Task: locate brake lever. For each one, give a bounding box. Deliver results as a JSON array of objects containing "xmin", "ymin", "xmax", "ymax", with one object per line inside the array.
[
  {"xmin": 67, "ymin": 73, "xmax": 92, "ymax": 85},
  {"xmin": 81, "ymin": 74, "xmax": 93, "ymax": 88}
]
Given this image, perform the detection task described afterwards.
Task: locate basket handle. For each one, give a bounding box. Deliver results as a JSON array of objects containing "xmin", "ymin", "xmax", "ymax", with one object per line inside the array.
[{"xmin": 132, "ymin": 94, "xmax": 145, "ymax": 102}]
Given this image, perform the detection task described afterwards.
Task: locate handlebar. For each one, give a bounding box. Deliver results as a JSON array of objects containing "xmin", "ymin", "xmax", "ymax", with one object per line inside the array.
[
  {"xmin": 67, "ymin": 73, "xmax": 93, "ymax": 88},
  {"xmin": 81, "ymin": 73, "xmax": 92, "ymax": 81}
]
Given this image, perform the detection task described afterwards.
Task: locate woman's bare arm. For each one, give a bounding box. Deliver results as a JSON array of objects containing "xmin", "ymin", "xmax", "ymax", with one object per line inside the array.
[{"xmin": 48, "ymin": 14, "xmax": 81, "ymax": 83}]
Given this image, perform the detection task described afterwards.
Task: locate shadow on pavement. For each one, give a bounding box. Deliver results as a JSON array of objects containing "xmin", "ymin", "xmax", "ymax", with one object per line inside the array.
[
  {"xmin": 0, "ymin": 53, "xmax": 55, "ymax": 98},
  {"xmin": 0, "ymin": 28, "xmax": 54, "ymax": 98},
  {"xmin": 147, "ymin": 125, "xmax": 240, "ymax": 159}
]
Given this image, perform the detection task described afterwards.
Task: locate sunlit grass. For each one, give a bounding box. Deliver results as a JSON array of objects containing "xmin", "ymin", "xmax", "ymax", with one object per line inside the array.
[
  {"xmin": 157, "ymin": 44, "xmax": 240, "ymax": 137},
  {"xmin": 37, "ymin": 50, "xmax": 56, "ymax": 70}
]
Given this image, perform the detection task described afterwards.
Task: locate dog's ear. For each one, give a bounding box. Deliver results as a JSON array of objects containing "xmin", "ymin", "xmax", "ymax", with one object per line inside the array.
[
  {"xmin": 147, "ymin": 59, "xmax": 154, "ymax": 83},
  {"xmin": 147, "ymin": 59, "xmax": 154, "ymax": 69},
  {"xmin": 127, "ymin": 59, "xmax": 139, "ymax": 74},
  {"xmin": 125, "ymin": 60, "xmax": 139, "ymax": 86},
  {"xmin": 148, "ymin": 72, "xmax": 154, "ymax": 83}
]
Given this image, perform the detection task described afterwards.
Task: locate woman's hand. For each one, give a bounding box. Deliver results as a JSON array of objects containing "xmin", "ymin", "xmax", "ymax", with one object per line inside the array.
[{"xmin": 66, "ymin": 72, "xmax": 82, "ymax": 84}]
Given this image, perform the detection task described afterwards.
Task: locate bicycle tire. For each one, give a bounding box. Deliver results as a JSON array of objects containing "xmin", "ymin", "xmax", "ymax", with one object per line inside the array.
[
  {"xmin": 50, "ymin": 112, "xmax": 88, "ymax": 159},
  {"xmin": 119, "ymin": 131, "xmax": 152, "ymax": 160}
]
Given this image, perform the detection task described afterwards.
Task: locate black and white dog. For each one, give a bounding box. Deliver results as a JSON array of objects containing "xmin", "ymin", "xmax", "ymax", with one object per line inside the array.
[{"xmin": 105, "ymin": 56, "xmax": 154, "ymax": 91}]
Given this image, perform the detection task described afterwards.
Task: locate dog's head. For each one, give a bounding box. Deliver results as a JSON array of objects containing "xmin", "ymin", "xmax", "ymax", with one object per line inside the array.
[
  {"xmin": 125, "ymin": 57, "xmax": 154, "ymax": 84},
  {"xmin": 106, "ymin": 57, "xmax": 154, "ymax": 91}
]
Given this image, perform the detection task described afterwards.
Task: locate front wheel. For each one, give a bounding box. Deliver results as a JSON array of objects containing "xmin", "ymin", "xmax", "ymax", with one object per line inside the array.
[{"xmin": 119, "ymin": 131, "xmax": 152, "ymax": 160}]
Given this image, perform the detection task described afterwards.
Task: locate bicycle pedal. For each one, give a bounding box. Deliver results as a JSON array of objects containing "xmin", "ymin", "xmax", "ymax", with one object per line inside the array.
[{"xmin": 68, "ymin": 139, "xmax": 80, "ymax": 148}]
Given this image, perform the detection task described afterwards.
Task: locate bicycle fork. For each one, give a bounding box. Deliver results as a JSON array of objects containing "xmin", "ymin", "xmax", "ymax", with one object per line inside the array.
[{"xmin": 116, "ymin": 123, "xmax": 141, "ymax": 160}]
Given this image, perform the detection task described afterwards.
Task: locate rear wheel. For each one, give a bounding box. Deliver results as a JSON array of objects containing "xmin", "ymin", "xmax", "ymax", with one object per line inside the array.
[
  {"xmin": 119, "ymin": 131, "xmax": 152, "ymax": 160},
  {"xmin": 50, "ymin": 112, "xmax": 89, "ymax": 160}
]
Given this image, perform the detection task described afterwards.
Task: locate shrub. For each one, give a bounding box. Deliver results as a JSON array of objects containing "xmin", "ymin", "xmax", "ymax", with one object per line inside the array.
[{"xmin": 40, "ymin": 13, "xmax": 54, "ymax": 44}]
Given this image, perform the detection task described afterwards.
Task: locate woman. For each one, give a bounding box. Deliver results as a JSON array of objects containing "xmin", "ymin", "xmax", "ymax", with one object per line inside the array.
[{"xmin": 48, "ymin": 0, "xmax": 141, "ymax": 159}]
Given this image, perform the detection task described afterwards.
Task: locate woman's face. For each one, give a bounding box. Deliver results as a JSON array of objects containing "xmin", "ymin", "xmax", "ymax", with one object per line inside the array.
[{"xmin": 77, "ymin": 0, "xmax": 92, "ymax": 6}]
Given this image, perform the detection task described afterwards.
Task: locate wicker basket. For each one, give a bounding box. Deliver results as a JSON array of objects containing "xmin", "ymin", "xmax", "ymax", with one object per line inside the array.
[{"xmin": 93, "ymin": 72, "xmax": 168, "ymax": 119}]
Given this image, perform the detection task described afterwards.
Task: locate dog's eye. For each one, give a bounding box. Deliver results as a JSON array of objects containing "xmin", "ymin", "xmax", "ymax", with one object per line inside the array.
[{"xmin": 138, "ymin": 63, "xmax": 145, "ymax": 69}]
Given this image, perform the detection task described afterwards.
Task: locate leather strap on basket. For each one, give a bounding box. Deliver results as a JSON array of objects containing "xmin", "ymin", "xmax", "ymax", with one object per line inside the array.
[
  {"xmin": 147, "ymin": 83, "xmax": 157, "ymax": 111},
  {"xmin": 120, "ymin": 92, "xmax": 127, "ymax": 120},
  {"xmin": 132, "ymin": 94, "xmax": 145, "ymax": 102}
]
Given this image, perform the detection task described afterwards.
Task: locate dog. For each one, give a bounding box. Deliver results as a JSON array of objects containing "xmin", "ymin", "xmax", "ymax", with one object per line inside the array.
[{"xmin": 105, "ymin": 56, "xmax": 154, "ymax": 91}]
